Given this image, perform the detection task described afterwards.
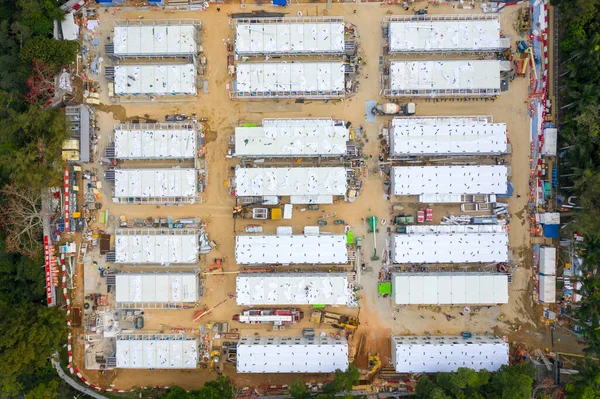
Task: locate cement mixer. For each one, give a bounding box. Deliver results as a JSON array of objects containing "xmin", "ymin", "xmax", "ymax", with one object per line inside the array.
[{"xmin": 372, "ymin": 102, "xmax": 416, "ymax": 116}]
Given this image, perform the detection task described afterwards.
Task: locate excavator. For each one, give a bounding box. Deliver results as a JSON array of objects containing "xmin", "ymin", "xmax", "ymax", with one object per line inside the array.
[
  {"xmin": 208, "ymin": 349, "xmax": 220, "ymax": 373},
  {"xmin": 367, "ymin": 355, "xmax": 382, "ymax": 380}
]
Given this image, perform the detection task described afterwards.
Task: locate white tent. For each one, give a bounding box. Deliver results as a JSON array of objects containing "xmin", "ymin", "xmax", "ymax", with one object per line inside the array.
[
  {"xmin": 391, "ymin": 335, "xmax": 508, "ymax": 373},
  {"xmin": 391, "ymin": 165, "xmax": 508, "ymax": 196},
  {"xmin": 539, "ymin": 274, "xmax": 556, "ymax": 303},
  {"xmin": 236, "ymin": 273, "xmax": 355, "ymax": 306},
  {"xmin": 542, "ymin": 128, "xmax": 558, "ymax": 156},
  {"xmin": 113, "ymin": 24, "xmax": 197, "ymax": 56},
  {"xmin": 387, "ymin": 60, "xmax": 501, "ymax": 97},
  {"xmin": 391, "ymin": 232, "xmax": 508, "ymax": 264},
  {"xmin": 235, "ymin": 19, "xmax": 345, "ymax": 55},
  {"xmin": 236, "ymin": 336, "xmax": 348, "ymax": 373},
  {"xmin": 388, "ymin": 15, "xmax": 505, "ymax": 53},
  {"xmin": 114, "ymin": 124, "xmax": 197, "ymax": 159},
  {"xmin": 115, "ymin": 274, "xmax": 199, "ymax": 304},
  {"xmin": 234, "ymin": 62, "xmax": 345, "ymax": 98},
  {"xmin": 235, "ymin": 234, "xmax": 348, "ymax": 264},
  {"xmin": 389, "ymin": 116, "xmax": 507, "ymax": 156},
  {"xmin": 235, "ymin": 167, "xmax": 346, "ymax": 200},
  {"xmin": 116, "ymin": 335, "xmax": 198, "ymax": 369},
  {"xmin": 392, "ymin": 272, "xmax": 509, "ymax": 305},
  {"xmin": 114, "ymin": 231, "xmax": 199, "ymax": 264},
  {"xmin": 114, "ymin": 64, "xmax": 196, "ymax": 96},
  {"xmin": 539, "ymin": 247, "xmax": 556, "ymax": 275},
  {"xmin": 235, "ymin": 118, "xmax": 348, "ymax": 157},
  {"xmin": 405, "ymin": 225, "xmax": 505, "ymax": 234},
  {"xmin": 113, "ymin": 169, "xmax": 197, "ymax": 200}
]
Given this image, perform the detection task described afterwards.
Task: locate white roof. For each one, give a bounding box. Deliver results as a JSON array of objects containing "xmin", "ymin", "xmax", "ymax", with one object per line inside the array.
[
  {"xmin": 418, "ymin": 194, "xmax": 496, "ymax": 203},
  {"xmin": 61, "ymin": 12, "xmax": 79, "ymax": 40},
  {"xmin": 235, "ymin": 118, "xmax": 348, "ymax": 157},
  {"xmin": 389, "ymin": 16, "xmax": 502, "ymax": 53},
  {"xmin": 113, "ymin": 169, "xmax": 197, "ymax": 199},
  {"xmin": 235, "ymin": 167, "xmax": 346, "ymax": 198},
  {"xmin": 405, "ymin": 225, "xmax": 505, "ymax": 234},
  {"xmin": 389, "ymin": 60, "xmax": 501, "ymax": 91},
  {"xmin": 539, "ymin": 212, "xmax": 560, "ymax": 224},
  {"xmin": 235, "ymin": 62, "xmax": 345, "ymax": 95},
  {"xmin": 115, "ymin": 274, "xmax": 198, "ymax": 304},
  {"xmin": 391, "ymin": 165, "xmax": 508, "ymax": 196},
  {"xmin": 235, "ymin": 20, "xmax": 345, "ymax": 54},
  {"xmin": 389, "ymin": 117, "xmax": 507, "ymax": 156},
  {"xmin": 542, "ymin": 128, "xmax": 558, "ymax": 156},
  {"xmin": 236, "ymin": 336, "xmax": 348, "ymax": 373},
  {"xmin": 391, "ymin": 232, "xmax": 508, "ymax": 264},
  {"xmin": 114, "ymin": 125, "xmax": 197, "ymax": 159},
  {"xmin": 235, "ymin": 234, "xmax": 348, "ymax": 265},
  {"xmin": 114, "ymin": 64, "xmax": 196, "ymax": 96},
  {"xmin": 540, "ymin": 247, "xmax": 556, "ymax": 275},
  {"xmin": 113, "ymin": 25, "xmax": 196, "ymax": 56},
  {"xmin": 392, "ymin": 273, "xmax": 509, "ymax": 305},
  {"xmin": 116, "ymin": 336, "xmax": 198, "ymax": 369},
  {"xmin": 392, "ymin": 335, "xmax": 508, "ymax": 372},
  {"xmin": 236, "ymin": 273, "xmax": 354, "ymax": 306},
  {"xmin": 114, "ymin": 232, "xmax": 198, "ymax": 264},
  {"xmin": 539, "ymin": 274, "xmax": 556, "ymax": 303}
]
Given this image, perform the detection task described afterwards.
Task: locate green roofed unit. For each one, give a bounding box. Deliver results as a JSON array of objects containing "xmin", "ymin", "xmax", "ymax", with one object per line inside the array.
[{"xmin": 378, "ymin": 282, "xmax": 391, "ymax": 296}]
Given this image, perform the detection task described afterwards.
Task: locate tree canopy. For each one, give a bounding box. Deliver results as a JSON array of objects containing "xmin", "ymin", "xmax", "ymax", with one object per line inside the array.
[{"xmin": 162, "ymin": 377, "xmax": 237, "ymax": 399}]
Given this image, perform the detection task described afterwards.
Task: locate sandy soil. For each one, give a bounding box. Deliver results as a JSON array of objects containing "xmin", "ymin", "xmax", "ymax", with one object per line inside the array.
[{"xmin": 71, "ymin": 0, "xmax": 554, "ymax": 391}]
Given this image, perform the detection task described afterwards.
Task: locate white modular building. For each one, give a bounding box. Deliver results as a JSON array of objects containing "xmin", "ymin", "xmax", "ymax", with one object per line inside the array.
[
  {"xmin": 115, "ymin": 273, "xmax": 199, "ymax": 307},
  {"xmin": 539, "ymin": 246, "xmax": 557, "ymax": 275},
  {"xmin": 236, "ymin": 273, "xmax": 355, "ymax": 306},
  {"xmin": 112, "ymin": 168, "xmax": 197, "ymax": 204},
  {"xmin": 391, "ymin": 272, "xmax": 509, "ymax": 305},
  {"xmin": 391, "ymin": 335, "xmax": 509, "ymax": 373},
  {"xmin": 539, "ymin": 246, "xmax": 557, "ymax": 303},
  {"xmin": 114, "ymin": 230, "xmax": 199, "ymax": 264},
  {"xmin": 235, "ymin": 167, "xmax": 347, "ymax": 204},
  {"xmin": 234, "ymin": 118, "xmax": 349, "ymax": 157},
  {"xmin": 235, "ymin": 234, "xmax": 348, "ymax": 265},
  {"xmin": 114, "ymin": 64, "xmax": 197, "ymax": 96},
  {"xmin": 405, "ymin": 224, "xmax": 505, "ymax": 235},
  {"xmin": 236, "ymin": 336, "xmax": 348, "ymax": 373},
  {"xmin": 112, "ymin": 23, "xmax": 199, "ymax": 57},
  {"xmin": 391, "ymin": 165, "xmax": 508, "ymax": 196},
  {"xmin": 391, "ymin": 231, "xmax": 508, "ymax": 264},
  {"xmin": 116, "ymin": 335, "xmax": 198, "ymax": 369},
  {"xmin": 386, "ymin": 60, "xmax": 501, "ymax": 98},
  {"xmin": 113, "ymin": 123, "xmax": 197, "ymax": 159},
  {"xmin": 234, "ymin": 17, "xmax": 345, "ymax": 56},
  {"xmin": 233, "ymin": 62, "xmax": 346, "ymax": 99},
  {"xmin": 389, "ymin": 116, "xmax": 507, "ymax": 157},
  {"xmin": 539, "ymin": 274, "xmax": 556, "ymax": 303},
  {"xmin": 387, "ymin": 14, "xmax": 508, "ymax": 54}
]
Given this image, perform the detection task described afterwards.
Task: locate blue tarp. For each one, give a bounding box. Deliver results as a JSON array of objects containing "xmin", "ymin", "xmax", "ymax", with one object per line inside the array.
[
  {"xmin": 272, "ymin": 0, "xmax": 287, "ymax": 5},
  {"xmin": 543, "ymin": 224, "xmax": 560, "ymax": 238}
]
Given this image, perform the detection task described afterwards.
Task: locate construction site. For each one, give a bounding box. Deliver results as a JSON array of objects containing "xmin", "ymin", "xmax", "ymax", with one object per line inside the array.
[{"xmin": 45, "ymin": 0, "xmax": 573, "ymax": 396}]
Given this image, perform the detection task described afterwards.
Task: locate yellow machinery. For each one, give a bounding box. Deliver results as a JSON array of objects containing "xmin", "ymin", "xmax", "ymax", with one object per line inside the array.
[
  {"xmin": 367, "ymin": 355, "xmax": 381, "ymax": 379},
  {"xmin": 208, "ymin": 350, "xmax": 220, "ymax": 373}
]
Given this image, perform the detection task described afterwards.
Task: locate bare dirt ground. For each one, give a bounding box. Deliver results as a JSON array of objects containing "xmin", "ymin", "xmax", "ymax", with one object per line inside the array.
[{"xmin": 71, "ymin": 0, "xmax": 562, "ymax": 391}]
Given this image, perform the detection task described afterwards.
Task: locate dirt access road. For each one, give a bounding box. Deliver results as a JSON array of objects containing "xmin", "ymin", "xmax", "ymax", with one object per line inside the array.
[{"xmin": 72, "ymin": 0, "xmax": 552, "ymax": 391}]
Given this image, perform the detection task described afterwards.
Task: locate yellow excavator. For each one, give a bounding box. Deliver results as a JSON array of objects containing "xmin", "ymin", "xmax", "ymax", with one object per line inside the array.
[
  {"xmin": 208, "ymin": 350, "xmax": 220, "ymax": 373},
  {"xmin": 367, "ymin": 355, "xmax": 381, "ymax": 380}
]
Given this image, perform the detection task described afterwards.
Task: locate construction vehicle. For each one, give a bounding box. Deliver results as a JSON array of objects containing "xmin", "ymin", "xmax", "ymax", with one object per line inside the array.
[
  {"xmin": 232, "ymin": 308, "xmax": 303, "ymax": 326},
  {"xmin": 209, "ymin": 258, "xmax": 223, "ymax": 272},
  {"xmin": 321, "ymin": 310, "xmax": 359, "ymax": 330},
  {"xmin": 334, "ymin": 219, "xmax": 345, "ymax": 225},
  {"xmin": 318, "ymin": 220, "xmax": 328, "ymax": 226},
  {"xmin": 208, "ymin": 349, "xmax": 220, "ymax": 373},
  {"xmin": 367, "ymin": 355, "xmax": 382, "ymax": 379},
  {"xmin": 308, "ymin": 204, "xmax": 320, "ymax": 210},
  {"xmin": 368, "ymin": 216, "xmax": 380, "ymax": 261},
  {"xmin": 373, "ymin": 102, "xmax": 416, "ymax": 116},
  {"xmin": 232, "ymin": 199, "xmax": 267, "ymax": 218},
  {"xmin": 302, "ymin": 328, "xmax": 315, "ymax": 337}
]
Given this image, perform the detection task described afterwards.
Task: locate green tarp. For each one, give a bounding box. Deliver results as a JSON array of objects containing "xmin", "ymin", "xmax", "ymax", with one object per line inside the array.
[{"xmin": 378, "ymin": 282, "xmax": 391, "ymax": 295}]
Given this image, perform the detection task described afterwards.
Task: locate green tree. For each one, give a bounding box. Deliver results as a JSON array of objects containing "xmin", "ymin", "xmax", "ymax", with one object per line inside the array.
[
  {"xmin": 322, "ymin": 365, "xmax": 360, "ymax": 395},
  {"xmin": 164, "ymin": 386, "xmax": 190, "ymax": 399},
  {"xmin": 194, "ymin": 376, "xmax": 236, "ymax": 399},
  {"xmin": 485, "ymin": 363, "xmax": 535, "ymax": 399},
  {"xmin": 290, "ymin": 378, "xmax": 312, "ymax": 399},
  {"xmin": 26, "ymin": 379, "xmax": 59, "ymax": 399},
  {"xmin": 18, "ymin": 0, "xmax": 64, "ymax": 36},
  {"xmin": 20, "ymin": 37, "xmax": 79, "ymax": 72},
  {"xmin": 565, "ymin": 358, "xmax": 600, "ymax": 399}
]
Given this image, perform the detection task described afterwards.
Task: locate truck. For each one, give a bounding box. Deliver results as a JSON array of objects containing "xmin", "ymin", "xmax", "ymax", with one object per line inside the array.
[
  {"xmin": 232, "ymin": 308, "xmax": 303, "ymax": 326},
  {"xmin": 373, "ymin": 102, "xmax": 416, "ymax": 116}
]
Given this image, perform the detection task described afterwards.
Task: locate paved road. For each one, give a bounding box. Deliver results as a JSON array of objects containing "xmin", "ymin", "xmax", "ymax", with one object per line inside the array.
[{"xmin": 51, "ymin": 356, "xmax": 107, "ymax": 399}]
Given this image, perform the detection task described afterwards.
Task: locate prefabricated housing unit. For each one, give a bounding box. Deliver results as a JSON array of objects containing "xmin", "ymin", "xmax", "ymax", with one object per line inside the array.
[
  {"xmin": 391, "ymin": 335, "xmax": 509, "ymax": 373},
  {"xmin": 234, "ymin": 167, "xmax": 347, "ymax": 204},
  {"xmin": 234, "ymin": 118, "xmax": 349, "ymax": 158},
  {"xmin": 391, "ymin": 165, "xmax": 508, "ymax": 196},
  {"xmin": 539, "ymin": 246, "xmax": 557, "ymax": 303},
  {"xmin": 236, "ymin": 273, "xmax": 354, "ymax": 306},
  {"xmin": 391, "ymin": 231, "xmax": 509, "ymax": 264},
  {"xmin": 115, "ymin": 273, "xmax": 199, "ymax": 308},
  {"xmin": 232, "ymin": 62, "xmax": 347, "ymax": 99},
  {"xmin": 109, "ymin": 22, "xmax": 200, "ymax": 58},
  {"xmin": 113, "ymin": 64, "xmax": 197, "ymax": 96},
  {"xmin": 235, "ymin": 234, "xmax": 348, "ymax": 265},
  {"xmin": 111, "ymin": 123, "xmax": 198, "ymax": 160},
  {"xmin": 385, "ymin": 60, "xmax": 501, "ymax": 98},
  {"xmin": 391, "ymin": 272, "xmax": 509, "ymax": 305},
  {"xmin": 114, "ymin": 229, "xmax": 199, "ymax": 265},
  {"xmin": 389, "ymin": 116, "xmax": 507, "ymax": 157},
  {"xmin": 236, "ymin": 336, "xmax": 348, "ymax": 373},
  {"xmin": 111, "ymin": 168, "xmax": 197, "ymax": 204},
  {"xmin": 386, "ymin": 14, "xmax": 509, "ymax": 54},
  {"xmin": 234, "ymin": 17, "xmax": 346, "ymax": 56},
  {"xmin": 116, "ymin": 335, "xmax": 198, "ymax": 369}
]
